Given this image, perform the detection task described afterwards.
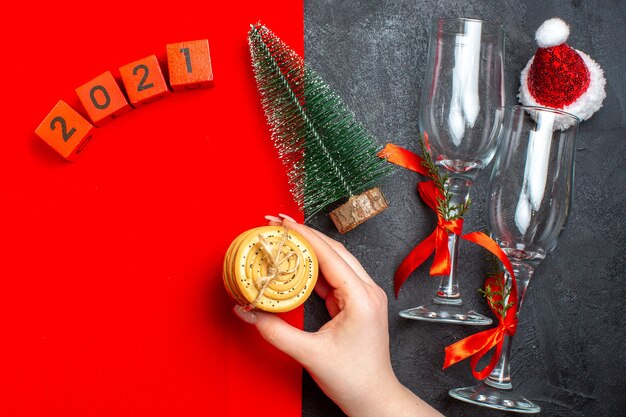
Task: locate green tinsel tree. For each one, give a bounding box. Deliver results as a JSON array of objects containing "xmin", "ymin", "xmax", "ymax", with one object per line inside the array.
[{"xmin": 248, "ymin": 23, "xmax": 392, "ymax": 230}]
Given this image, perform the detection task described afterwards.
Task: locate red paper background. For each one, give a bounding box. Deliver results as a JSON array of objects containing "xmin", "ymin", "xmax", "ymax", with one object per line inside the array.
[{"xmin": 1, "ymin": 2, "xmax": 303, "ymax": 416}]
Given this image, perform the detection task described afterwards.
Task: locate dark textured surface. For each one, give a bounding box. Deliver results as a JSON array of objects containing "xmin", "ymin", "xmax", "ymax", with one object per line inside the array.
[{"xmin": 303, "ymin": 1, "xmax": 626, "ymax": 416}]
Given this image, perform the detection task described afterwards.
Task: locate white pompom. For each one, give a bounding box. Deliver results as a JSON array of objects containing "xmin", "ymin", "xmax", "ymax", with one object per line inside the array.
[{"xmin": 535, "ymin": 18, "xmax": 570, "ymax": 48}]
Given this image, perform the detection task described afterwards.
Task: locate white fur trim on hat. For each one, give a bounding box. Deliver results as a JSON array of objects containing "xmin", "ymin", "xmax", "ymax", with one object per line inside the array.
[{"xmin": 536, "ymin": 18, "xmax": 570, "ymax": 48}]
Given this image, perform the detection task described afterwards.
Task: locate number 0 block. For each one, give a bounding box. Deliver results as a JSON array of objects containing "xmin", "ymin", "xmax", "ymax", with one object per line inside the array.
[
  {"xmin": 76, "ymin": 71, "xmax": 131, "ymax": 126},
  {"xmin": 166, "ymin": 39, "xmax": 214, "ymax": 91},
  {"xmin": 35, "ymin": 100, "xmax": 96, "ymax": 161},
  {"xmin": 119, "ymin": 55, "xmax": 170, "ymax": 107}
]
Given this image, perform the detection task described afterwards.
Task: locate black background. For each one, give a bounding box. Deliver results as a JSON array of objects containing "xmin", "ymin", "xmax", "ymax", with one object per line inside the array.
[{"xmin": 303, "ymin": 1, "xmax": 626, "ymax": 416}]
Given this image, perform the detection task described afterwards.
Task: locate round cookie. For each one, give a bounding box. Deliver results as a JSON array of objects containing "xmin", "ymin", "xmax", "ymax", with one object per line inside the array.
[{"xmin": 223, "ymin": 226, "xmax": 318, "ymax": 313}]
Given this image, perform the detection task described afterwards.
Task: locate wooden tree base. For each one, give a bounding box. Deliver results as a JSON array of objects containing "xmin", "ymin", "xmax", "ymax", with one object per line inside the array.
[{"xmin": 330, "ymin": 187, "xmax": 389, "ymax": 234}]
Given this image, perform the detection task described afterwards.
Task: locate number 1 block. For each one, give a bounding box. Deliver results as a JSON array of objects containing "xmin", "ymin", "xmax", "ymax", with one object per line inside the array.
[
  {"xmin": 166, "ymin": 39, "xmax": 214, "ymax": 91},
  {"xmin": 76, "ymin": 71, "xmax": 131, "ymax": 126},
  {"xmin": 35, "ymin": 100, "xmax": 96, "ymax": 161},
  {"xmin": 119, "ymin": 55, "xmax": 170, "ymax": 106}
]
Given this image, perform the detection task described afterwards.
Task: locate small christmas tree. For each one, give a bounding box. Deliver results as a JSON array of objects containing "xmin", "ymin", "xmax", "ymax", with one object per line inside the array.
[{"xmin": 248, "ymin": 23, "xmax": 392, "ymax": 233}]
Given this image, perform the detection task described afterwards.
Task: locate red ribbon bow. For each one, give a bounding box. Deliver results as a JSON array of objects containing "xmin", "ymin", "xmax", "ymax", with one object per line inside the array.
[
  {"xmin": 378, "ymin": 142, "xmax": 519, "ymax": 379},
  {"xmin": 377, "ymin": 143, "xmax": 465, "ymax": 296},
  {"xmin": 394, "ymin": 181, "xmax": 464, "ymax": 296},
  {"xmin": 443, "ymin": 232, "xmax": 518, "ymax": 379}
]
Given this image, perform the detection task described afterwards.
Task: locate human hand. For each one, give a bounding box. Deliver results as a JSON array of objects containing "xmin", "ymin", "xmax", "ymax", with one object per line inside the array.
[{"xmin": 233, "ymin": 214, "xmax": 443, "ymax": 417}]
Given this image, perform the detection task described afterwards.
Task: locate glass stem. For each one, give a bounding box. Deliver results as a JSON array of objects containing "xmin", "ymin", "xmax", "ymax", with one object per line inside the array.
[
  {"xmin": 434, "ymin": 175, "xmax": 472, "ymax": 305},
  {"xmin": 484, "ymin": 261, "xmax": 535, "ymax": 389}
]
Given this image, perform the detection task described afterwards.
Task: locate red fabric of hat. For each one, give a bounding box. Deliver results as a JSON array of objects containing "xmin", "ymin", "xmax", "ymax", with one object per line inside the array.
[{"xmin": 528, "ymin": 43, "xmax": 590, "ymax": 108}]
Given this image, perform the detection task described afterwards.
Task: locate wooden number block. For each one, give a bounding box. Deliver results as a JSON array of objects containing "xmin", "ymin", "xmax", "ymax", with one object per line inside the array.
[
  {"xmin": 166, "ymin": 39, "xmax": 214, "ymax": 91},
  {"xmin": 75, "ymin": 71, "xmax": 131, "ymax": 126},
  {"xmin": 35, "ymin": 100, "xmax": 96, "ymax": 161},
  {"xmin": 119, "ymin": 55, "xmax": 170, "ymax": 106}
]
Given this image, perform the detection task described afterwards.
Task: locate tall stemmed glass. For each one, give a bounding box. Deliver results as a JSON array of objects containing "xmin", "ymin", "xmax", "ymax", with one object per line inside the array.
[
  {"xmin": 400, "ymin": 18, "xmax": 504, "ymax": 325},
  {"xmin": 449, "ymin": 106, "xmax": 579, "ymax": 412}
]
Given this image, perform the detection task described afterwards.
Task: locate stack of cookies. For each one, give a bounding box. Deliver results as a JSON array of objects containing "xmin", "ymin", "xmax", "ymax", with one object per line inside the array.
[{"xmin": 223, "ymin": 226, "xmax": 318, "ymax": 312}]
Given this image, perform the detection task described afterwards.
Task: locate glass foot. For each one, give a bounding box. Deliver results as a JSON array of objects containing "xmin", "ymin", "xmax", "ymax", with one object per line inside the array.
[
  {"xmin": 449, "ymin": 383, "xmax": 540, "ymax": 414},
  {"xmin": 399, "ymin": 303, "xmax": 492, "ymax": 325}
]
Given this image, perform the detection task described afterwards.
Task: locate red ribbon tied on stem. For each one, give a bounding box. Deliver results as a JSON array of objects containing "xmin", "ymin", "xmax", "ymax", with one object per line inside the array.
[
  {"xmin": 395, "ymin": 181, "xmax": 464, "ymax": 295},
  {"xmin": 377, "ymin": 143, "xmax": 464, "ymax": 296},
  {"xmin": 378, "ymin": 142, "xmax": 519, "ymax": 379},
  {"xmin": 443, "ymin": 231, "xmax": 518, "ymax": 379}
]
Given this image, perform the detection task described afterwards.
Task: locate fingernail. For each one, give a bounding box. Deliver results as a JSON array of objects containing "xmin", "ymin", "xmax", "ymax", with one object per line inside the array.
[
  {"xmin": 265, "ymin": 215, "xmax": 282, "ymax": 223},
  {"xmin": 278, "ymin": 213, "xmax": 297, "ymax": 223},
  {"xmin": 233, "ymin": 305, "xmax": 256, "ymax": 324}
]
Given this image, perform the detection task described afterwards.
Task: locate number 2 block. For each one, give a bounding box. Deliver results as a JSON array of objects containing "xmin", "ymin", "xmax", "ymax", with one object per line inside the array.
[
  {"xmin": 166, "ymin": 39, "xmax": 214, "ymax": 91},
  {"xmin": 119, "ymin": 55, "xmax": 170, "ymax": 106},
  {"xmin": 75, "ymin": 71, "xmax": 131, "ymax": 126},
  {"xmin": 35, "ymin": 100, "xmax": 95, "ymax": 161}
]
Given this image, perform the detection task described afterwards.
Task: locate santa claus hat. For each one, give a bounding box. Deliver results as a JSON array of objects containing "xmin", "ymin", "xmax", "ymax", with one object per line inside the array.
[{"xmin": 519, "ymin": 18, "xmax": 606, "ymax": 129}]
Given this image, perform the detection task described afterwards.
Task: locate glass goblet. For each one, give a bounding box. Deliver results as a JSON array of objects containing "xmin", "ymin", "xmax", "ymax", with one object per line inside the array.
[
  {"xmin": 400, "ymin": 18, "xmax": 505, "ymax": 325},
  {"xmin": 449, "ymin": 105, "xmax": 579, "ymax": 412}
]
